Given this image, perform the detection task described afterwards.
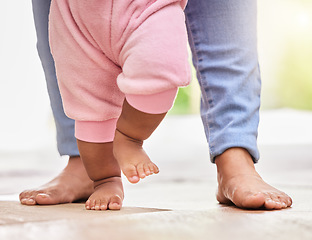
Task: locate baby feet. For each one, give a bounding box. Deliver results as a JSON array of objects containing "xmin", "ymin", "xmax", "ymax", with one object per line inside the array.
[
  {"xmin": 85, "ymin": 176, "xmax": 124, "ymax": 210},
  {"xmin": 113, "ymin": 129, "xmax": 159, "ymax": 184}
]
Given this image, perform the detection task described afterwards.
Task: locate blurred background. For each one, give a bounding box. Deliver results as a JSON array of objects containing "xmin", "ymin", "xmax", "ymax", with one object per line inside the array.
[
  {"xmin": 174, "ymin": 0, "xmax": 312, "ymax": 113},
  {"xmin": 0, "ymin": 0, "xmax": 311, "ymax": 185}
]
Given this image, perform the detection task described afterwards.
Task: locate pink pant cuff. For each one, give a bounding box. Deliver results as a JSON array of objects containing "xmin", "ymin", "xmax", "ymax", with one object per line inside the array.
[
  {"xmin": 126, "ymin": 88, "xmax": 178, "ymax": 114},
  {"xmin": 75, "ymin": 118, "xmax": 118, "ymax": 143}
]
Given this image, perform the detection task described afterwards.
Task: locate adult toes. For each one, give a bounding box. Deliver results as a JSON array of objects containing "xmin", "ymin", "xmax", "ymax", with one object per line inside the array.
[
  {"xmin": 286, "ymin": 196, "xmax": 293, "ymax": 207},
  {"xmin": 35, "ymin": 193, "xmax": 57, "ymax": 205},
  {"xmin": 19, "ymin": 191, "xmax": 36, "ymax": 205},
  {"xmin": 24, "ymin": 197, "xmax": 36, "ymax": 205},
  {"xmin": 240, "ymin": 192, "xmax": 266, "ymax": 209},
  {"xmin": 264, "ymin": 193, "xmax": 282, "ymax": 210}
]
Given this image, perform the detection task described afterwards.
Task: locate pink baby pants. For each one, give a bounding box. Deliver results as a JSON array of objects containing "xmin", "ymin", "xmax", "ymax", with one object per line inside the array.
[{"xmin": 49, "ymin": 0, "xmax": 191, "ymax": 143}]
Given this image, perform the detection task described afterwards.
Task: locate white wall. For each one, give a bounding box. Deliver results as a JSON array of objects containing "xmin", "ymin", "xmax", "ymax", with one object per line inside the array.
[{"xmin": 0, "ymin": 2, "xmax": 53, "ymax": 152}]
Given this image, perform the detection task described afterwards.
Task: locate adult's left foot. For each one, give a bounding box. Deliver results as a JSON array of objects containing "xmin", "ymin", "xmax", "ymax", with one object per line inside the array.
[{"xmin": 215, "ymin": 148, "xmax": 292, "ymax": 210}]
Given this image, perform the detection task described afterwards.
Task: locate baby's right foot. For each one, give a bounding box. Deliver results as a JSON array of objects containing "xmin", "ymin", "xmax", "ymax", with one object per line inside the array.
[
  {"xmin": 85, "ymin": 176, "xmax": 124, "ymax": 210},
  {"xmin": 113, "ymin": 129, "xmax": 159, "ymax": 184}
]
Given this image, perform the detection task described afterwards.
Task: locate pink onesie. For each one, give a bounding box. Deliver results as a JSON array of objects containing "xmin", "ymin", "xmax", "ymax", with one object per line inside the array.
[{"xmin": 49, "ymin": 0, "xmax": 191, "ymax": 143}]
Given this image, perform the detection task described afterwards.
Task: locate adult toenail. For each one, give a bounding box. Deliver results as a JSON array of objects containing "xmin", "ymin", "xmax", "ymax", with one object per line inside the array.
[
  {"xmin": 275, "ymin": 201, "xmax": 282, "ymax": 206},
  {"xmin": 28, "ymin": 199, "xmax": 35, "ymax": 203},
  {"xmin": 37, "ymin": 193, "xmax": 49, "ymax": 198}
]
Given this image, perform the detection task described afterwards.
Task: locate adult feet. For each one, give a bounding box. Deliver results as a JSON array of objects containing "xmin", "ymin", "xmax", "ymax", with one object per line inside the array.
[
  {"xmin": 85, "ymin": 176, "xmax": 124, "ymax": 210},
  {"xmin": 113, "ymin": 129, "xmax": 159, "ymax": 184},
  {"xmin": 19, "ymin": 156, "xmax": 94, "ymax": 205},
  {"xmin": 215, "ymin": 148, "xmax": 292, "ymax": 210}
]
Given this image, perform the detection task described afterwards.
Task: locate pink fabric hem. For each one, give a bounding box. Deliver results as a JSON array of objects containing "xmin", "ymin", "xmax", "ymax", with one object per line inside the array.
[
  {"xmin": 126, "ymin": 88, "xmax": 178, "ymax": 114},
  {"xmin": 75, "ymin": 118, "xmax": 118, "ymax": 143}
]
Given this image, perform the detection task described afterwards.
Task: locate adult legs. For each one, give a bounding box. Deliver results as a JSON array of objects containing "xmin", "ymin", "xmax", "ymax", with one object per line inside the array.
[
  {"xmin": 19, "ymin": 0, "xmax": 93, "ymax": 205},
  {"xmin": 185, "ymin": 0, "xmax": 292, "ymax": 209}
]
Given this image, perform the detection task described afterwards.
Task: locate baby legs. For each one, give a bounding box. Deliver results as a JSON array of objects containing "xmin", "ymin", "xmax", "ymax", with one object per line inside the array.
[
  {"xmin": 77, "ymin": 99, "xmax": 168, "ymax": 210},
  {"xmin": 114, "ymin": 99, "xmax": 166, "ymax": 183},
  {"xmin": 49, "ymin": 0, "xmax": 191, "ymax": 210},
  {"xmin": 77, "ymin": 140, "xmax": 124, "ymax": 210}
]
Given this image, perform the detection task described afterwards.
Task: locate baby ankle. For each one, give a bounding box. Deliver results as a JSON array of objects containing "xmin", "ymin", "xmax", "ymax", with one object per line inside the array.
[
  {"xmin": 93, "ymin": 176, "xmax": 121, "ymax": 189},
  {"xmin": 116, "ymin": 128, "xmax": 144, "ymax": 143}
]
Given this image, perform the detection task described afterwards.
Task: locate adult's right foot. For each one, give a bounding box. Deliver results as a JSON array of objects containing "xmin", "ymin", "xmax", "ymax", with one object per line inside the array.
[
  {"xmin": 215, "ymin": 148, "xmax": 292, "ymax": 210},
  {"xmin": 19, "ymin": 156, "xmax": 94, "ymax": 205}
]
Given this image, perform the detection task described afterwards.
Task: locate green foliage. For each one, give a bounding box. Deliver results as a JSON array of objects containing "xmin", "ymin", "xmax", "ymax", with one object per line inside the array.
[
  {"xmin": 169, "ymin": 86, "xmax": 192, "ymax": 115},
  {"xmin": 278, "ymin": 38, "xmax": 312, "ymax": 110},
  {"xmin": 169, "ymin": 62, "xmax": 201, "ymax": 115}
]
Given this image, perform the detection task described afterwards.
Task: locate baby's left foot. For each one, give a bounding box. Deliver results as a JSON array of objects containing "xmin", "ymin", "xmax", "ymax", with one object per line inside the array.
[
  {"xmin": 113, "ymin": 130, "xmax": 159, "ymax": 184},
  {"xmin": 85, "ymin": 176, "xmax": 124, "ymax": 210}
]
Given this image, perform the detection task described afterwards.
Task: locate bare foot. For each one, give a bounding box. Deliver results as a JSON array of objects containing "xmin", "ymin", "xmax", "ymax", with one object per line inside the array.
[
  {"xmin": 113, "ymin": 129, "xmax": 159, "ymax": 184},
  {"xmin": 215, "ymin": 148, "xmax": 292, "ymax": 210},
  {"xmin": 85, "ymin": 176, "xmax": 124, "ymax": 210},
  {"xmin": 19, "ymin": 156, "xmax": 94, "ymax": 205}
]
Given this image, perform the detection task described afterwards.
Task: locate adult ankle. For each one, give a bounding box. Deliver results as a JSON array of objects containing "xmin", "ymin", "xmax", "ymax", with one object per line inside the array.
[{"xmin": 215, "ymin": 148, "xmax": 255, "ymax": 175}]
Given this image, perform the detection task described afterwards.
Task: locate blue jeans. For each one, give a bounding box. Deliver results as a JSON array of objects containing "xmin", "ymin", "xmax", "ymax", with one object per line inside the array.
[
  {"xmin": 32, "ymin": 0, "xmax": 260, "ymax": 162},
  {"xmin": 32, "ymin": 0, "xmax": 79, "ymax": 156},
  {"xmin": 185, "ymin": 0, "xmax": 261, "ymax": 162}
]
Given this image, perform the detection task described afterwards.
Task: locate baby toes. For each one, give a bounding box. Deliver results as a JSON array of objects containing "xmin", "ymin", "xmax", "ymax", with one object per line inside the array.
[
  {"xmin": 100, "ymin": 200, "xmax": 108, "ymax": 210},
  {"xmin": 123, "ymin": 165, "xmax": 140, "ymax": 184},
  {"xmin": 85, "ymin": 199, "xmax": 92, "ymax": 210},
  {"xmin": 108, "ymin": 196, "xmax": 123, "ymax": 210},
  {"xmin": 143, "ymin": 163, "xmax": 152, "ymax": 176},
  {"xmin": 136, "ymin": 163, "xmax": 146, "ymax": 179},
  {"xmin": 152, "ymin": 164, "xmax": 159, "ymax": 174}
]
